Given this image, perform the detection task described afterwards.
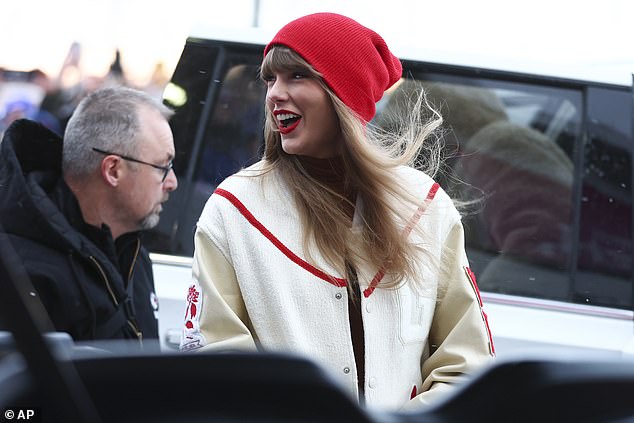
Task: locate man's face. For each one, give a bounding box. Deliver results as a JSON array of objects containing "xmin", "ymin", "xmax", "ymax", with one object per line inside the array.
[{"xmin": 117, "ymin": 106, "xmax": 178, "ymax": 233}]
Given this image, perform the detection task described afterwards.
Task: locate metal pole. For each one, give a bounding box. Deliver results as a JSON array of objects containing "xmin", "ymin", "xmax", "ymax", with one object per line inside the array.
[{"xmin": 252, "ymin": 0, "xmax": 260, "ymax": 27}]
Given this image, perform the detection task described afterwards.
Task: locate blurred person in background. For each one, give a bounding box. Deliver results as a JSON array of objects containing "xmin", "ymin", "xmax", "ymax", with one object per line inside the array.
[
  {"xmin": 37, "ymin": 42, "xmax": 87, "ymax": 131},
  {"xmin": 36, "ymin": 43, "xmax": 130, "ymax": 134},
  {"xmin": 181, "ymin": 12, "xmax": 494, "ymax": 411},
  {"xmin": 0, "ymin": 87, "xmax": 177, "ymax": 347},
  {"xmin": 1, "ymin": 43, "xmax": 163, "ymax": 138},
  {"xmin": 0, "ymin": 69, "xmax": 54, "ymax": 135},
  {"xmin": 142, "ymin": 62, "xmax": 169, "ymax": 101},
  {"xmin": 38, "ymin": 42, "xmax": 107, "ymax": 132},
  {"xmin": 102, "ymin": 49, "xmax": 129, "ymax": 88},
  {"xmin": 27, "ymin": 68, "xmax": 63, "ymax": 134}
]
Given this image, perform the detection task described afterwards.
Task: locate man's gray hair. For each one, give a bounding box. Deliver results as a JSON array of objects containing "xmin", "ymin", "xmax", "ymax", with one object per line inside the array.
[{"xmin": 62, "ymin": 86, "xmax": 173, "ymax": 178}]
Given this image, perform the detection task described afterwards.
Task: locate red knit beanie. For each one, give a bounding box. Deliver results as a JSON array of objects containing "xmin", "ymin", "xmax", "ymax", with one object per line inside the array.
[{"xmin": 264, "ymin": 13, "xmax": 402, "ymax": 123}]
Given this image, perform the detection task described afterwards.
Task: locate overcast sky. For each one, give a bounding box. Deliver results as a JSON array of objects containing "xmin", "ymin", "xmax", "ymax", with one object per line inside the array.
[{"xmin": 2, "ymin": 0, "xmax": 633, "ymax": 85}]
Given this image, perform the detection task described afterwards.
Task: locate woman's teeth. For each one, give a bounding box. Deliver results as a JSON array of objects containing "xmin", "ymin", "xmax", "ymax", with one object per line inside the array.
[{"xmin": 278, "ymin": 113, "xmax": 300, "ymax": 127}]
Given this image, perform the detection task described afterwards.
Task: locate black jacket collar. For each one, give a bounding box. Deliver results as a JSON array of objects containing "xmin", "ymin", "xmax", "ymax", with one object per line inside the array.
[{"xmin": 0, "ymin": 119, "xmax": 143, "ymax": 272}]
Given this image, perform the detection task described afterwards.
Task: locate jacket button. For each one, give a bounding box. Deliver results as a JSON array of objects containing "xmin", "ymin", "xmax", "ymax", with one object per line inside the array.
[
  {"xmin": 343, "ymin": 367, "xmax": 350, "ymax": 374},
  {"xmin": 365, "ymin": 302, "xmax": 372, "ymax": 313},
  {"xmin": 335, "ymin": 293, "xmax": 343, "ymax": 300},
  {"xmin": 369, "ymin": 377, "xmax": 376, "ymax": 388}
]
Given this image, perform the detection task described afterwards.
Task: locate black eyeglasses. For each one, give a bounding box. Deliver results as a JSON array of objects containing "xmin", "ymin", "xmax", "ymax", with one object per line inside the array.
[{"xmin": 92, "ymin": 147, "xmax": 173, "ymax": 182}]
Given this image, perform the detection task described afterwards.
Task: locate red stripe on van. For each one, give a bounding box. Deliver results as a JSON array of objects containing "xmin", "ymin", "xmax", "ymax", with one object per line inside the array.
[{"xmin": 214, "ymin": 188, "xmax": 347, "ymax": 287}]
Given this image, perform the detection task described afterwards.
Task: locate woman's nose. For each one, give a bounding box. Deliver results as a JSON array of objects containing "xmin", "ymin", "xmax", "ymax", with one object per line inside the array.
[{"xmin": 266, "ymin": 78, "xmax": 288, "ymax": 103}]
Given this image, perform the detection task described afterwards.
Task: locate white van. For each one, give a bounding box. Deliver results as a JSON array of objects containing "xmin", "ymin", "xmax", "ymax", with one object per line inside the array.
[{"xmin": 150, "ymin": 27, "xmax": 634, "ymax": 357}]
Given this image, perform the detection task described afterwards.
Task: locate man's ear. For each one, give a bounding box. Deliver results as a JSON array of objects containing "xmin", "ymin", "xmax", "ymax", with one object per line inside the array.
[{"xmin": 100, "ymin": 156, "xmax": 122, "ymax": 187}]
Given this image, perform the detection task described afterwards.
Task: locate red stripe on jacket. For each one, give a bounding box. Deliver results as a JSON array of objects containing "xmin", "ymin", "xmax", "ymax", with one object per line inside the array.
[
  {"xmin": 214, "ymin": 188, "xmax": 347, "ymax": 287},
  {"xmin": 215, "ymin": 182, "xmax": 439, "ymax": 294},
  {"xmin": 363, "ymin": 183, "xmax": 440, "ymax": 297},
  {"xmin": 464, "ymin": 266, "xmax": 496, "ymax": 356}
]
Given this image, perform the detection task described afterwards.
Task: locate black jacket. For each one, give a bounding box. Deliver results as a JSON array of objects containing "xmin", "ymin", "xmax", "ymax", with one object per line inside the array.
[{"xmin": 0, "ymin": 119, "xmax": 159, "ymax": 344}]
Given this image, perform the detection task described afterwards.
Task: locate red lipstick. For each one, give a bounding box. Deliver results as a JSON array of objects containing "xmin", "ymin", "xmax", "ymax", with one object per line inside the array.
[{"xmin": 274, "ymin": 109, "xmax": 301, "ymax": 135}]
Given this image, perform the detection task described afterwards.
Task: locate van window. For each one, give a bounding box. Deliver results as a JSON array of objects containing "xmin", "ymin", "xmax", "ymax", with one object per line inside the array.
[
  {"xmin": 147, "ymin": 43, "xmax": 267, "ymax": 256},
  {"xmin": 144, "ymin": 43, "xmax": 223, "ymax": 253},
  {"xmin": 376, "ymin": 76, "xmax": 632, "ymax": 310},
  {"xmin": 191, "ymin": 63, "xmax": 264, "ymax": 199},
  {"xmin": 375, "ymin": 76, "xmax": 585, "ymax": 305},
  {"xmin": 576, "ymin": 87, "xmax": 632, "ymax": 308}
]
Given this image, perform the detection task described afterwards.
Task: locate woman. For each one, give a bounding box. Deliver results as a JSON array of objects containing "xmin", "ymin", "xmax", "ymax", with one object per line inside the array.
[{"xmin": 181, "ymin": 12, "xmax": 494, "ymax": 411}]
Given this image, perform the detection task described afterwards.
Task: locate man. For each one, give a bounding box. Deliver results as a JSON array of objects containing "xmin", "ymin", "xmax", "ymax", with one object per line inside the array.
[{"xmin": 0, "ymin": 86, "xmax": 177, "ymax": 345}]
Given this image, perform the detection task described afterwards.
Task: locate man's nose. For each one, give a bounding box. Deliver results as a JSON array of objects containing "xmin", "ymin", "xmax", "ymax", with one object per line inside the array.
[{"xmin": 163, "ymin": 168, "xmax": 178, "ymax": 191}]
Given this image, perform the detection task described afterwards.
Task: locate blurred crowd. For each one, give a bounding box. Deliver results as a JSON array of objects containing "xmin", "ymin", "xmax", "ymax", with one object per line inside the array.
[{"xmin": 0, "ymin": 42, "xmax": 169, "ymax": 137}]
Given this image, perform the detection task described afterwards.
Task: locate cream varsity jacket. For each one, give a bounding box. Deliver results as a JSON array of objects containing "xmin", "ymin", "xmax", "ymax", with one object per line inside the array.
[{"xmin": 181, "ymin": 161, "xmax": 495, "ymax": 411}]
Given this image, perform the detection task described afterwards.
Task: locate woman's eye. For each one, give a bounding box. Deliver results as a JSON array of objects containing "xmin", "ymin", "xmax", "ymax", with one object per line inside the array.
[{"xmin": 292, "ymin": 72, "xmax": 307, "ymax": 79}]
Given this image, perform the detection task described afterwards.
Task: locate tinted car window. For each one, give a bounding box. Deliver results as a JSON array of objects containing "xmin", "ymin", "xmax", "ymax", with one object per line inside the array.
[
  {"xmin": 191, "ymin": 63, "xmax": 264, "ymax": 199},
  {"xmin": 375, "ymin": 75, "xmax": 632, "ymax": 311},
  {"xmin": 375, "ymin": 77, "xmax": 583, "ymax": 304},
  {"xmin": 576, "ymin": 87, "xmax": 632, "ymax": 308},
  {"xmin": 147, "ymin": 42, "xmax": 266, "ymax": 256},
  {"xmin": 144, "ymin": 42, "xmax": 221, "ymax": 253}
]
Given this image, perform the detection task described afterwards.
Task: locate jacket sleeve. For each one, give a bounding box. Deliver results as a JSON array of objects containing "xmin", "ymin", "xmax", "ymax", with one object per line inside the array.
[
  {"xmin": 180, "ymin": 226, "xmax": 257, "ymax": 352},
  {"xmin": 402, "ymin": 218, "xmax": 495, "ymax": 410}
]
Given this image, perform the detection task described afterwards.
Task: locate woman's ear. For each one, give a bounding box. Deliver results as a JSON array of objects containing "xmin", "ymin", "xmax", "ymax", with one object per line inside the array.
[{"xmin": 100, "ymin": 155, "xmax": 122, "ymax": 187}]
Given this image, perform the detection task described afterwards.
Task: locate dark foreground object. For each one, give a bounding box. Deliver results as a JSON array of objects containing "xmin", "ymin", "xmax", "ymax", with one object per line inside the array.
[
  {"xmin": 1, "ymin": 225, "xmax": 634, "ymax": 422},
  {"xmin": 1, "ymin": 341, "xmax": 634, "ymax": 423}
]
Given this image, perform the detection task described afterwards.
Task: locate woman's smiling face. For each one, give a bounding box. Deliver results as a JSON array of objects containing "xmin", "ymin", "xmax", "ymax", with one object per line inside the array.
[{"xmin": 264, "ymin": 67, "xmax": 343, "ymax": 159}]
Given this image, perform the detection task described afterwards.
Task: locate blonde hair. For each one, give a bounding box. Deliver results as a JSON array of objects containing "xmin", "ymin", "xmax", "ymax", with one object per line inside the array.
[{"xmin": 259, "ymin": 46, "xmax": 444, "ymax": 290}]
